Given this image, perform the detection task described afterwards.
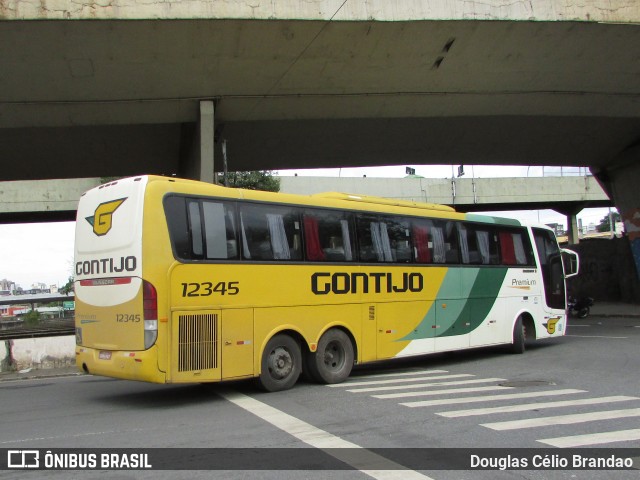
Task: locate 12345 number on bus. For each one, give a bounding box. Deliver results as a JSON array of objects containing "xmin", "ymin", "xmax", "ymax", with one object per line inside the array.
[{"xmin": 180, "ymin": 282, "xmax": 239, "ymax": 297}]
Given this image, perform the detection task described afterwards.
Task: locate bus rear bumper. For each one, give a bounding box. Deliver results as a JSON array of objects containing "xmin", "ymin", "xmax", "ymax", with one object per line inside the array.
[{"xmin": 76, "ymin": 345, "xmax": 166, "ymax": 383}]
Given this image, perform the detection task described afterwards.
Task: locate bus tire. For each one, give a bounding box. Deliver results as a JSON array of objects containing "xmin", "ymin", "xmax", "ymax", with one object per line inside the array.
[
  {"xmin": 307, "ymin": 329, "xmax": 354, "ymax": 384},
  {"xmin": 257, "ymin": 334, "xmax": 302, "ymax": 392},
  {"xmin": 510, "ymin": 316, "xmax": 526, "ymax": 354}
]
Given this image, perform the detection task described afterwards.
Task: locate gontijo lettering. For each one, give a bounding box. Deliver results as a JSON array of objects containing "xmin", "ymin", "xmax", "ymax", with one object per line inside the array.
[
  {"xmin": 75, "ymin": 256, "xmax": 137, "ymax": 276},
  {"xmin": 312, "ymin": 271, "xmax": 423, "ymax": 295}
]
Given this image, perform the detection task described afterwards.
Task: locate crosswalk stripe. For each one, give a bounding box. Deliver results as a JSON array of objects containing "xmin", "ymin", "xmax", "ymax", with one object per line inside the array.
[
  {"xmin": 354, "ymin": 369, "xmax": 449, "ymax": 380},
  {"xmin": 400, "ymin": 388, "xmax": 586, "ymax": 408},
  {"xmin": 347, "ymin": 378, "xmax": 506, "ymax": 393},
  {"xmin": 328, "ymin": 373, "xmax": 472, "ymax": 388},
  {"xmin": 439, "ymin": 395, "xmax": 638, "ymax": 418},
  {"xmin": 538, "ymin": 428, "xmax": 640, "ymax": 447},
  {"xmin": 566, "ymin": 335, "xmax": 628, "ymax": 339},
  {"xmin": 482, "ymin": 407, "xmax": 640, "ymax": 431},
  {"xmin": 374, "ymin": 385, "xmax": 513, "ymax": 400},
  {"xmin": 218, "ymin": 389, "xmax": 434, "ymax": 480}
]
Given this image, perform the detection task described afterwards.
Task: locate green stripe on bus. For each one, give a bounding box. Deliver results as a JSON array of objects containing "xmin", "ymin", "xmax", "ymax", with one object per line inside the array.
[
  {"xmin": 401, "ymin": 267, "xmax": 508, "ymax": 341},
  {"xmin": 466, "ymin": 214, "xmax": 521, "ymax": 226},
  {"xmin": 439, "ymin": 268, "xmax": 508, "ymax": 337}
]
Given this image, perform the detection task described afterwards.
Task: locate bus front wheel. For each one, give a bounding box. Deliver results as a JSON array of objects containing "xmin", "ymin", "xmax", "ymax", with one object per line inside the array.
[
  {"xmin": 257, "ymin": 334, "xmax": 302, "ymax": 392},
  {"xmin": 306, "ymin": 329, "xmax": 354, "ymax": 384},
  {"xmin": 510, "ymin": 317, "xmax": 526, "ymax": 354}
]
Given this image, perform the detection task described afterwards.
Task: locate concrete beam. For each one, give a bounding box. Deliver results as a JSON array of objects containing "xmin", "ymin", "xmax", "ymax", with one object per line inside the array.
[
  {"xmin": 278, "ymin": 175, "xmax": 611, "ymax": 212},
  {"xmin": 3, "ymin": 0, "xmax": 638, "ymax": 22},
  {"xmin": 0, "ymin": 178, "xmax": 101, "ymax": 222}
]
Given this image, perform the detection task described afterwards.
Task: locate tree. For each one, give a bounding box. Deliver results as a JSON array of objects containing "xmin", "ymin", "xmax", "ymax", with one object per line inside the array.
[
  {"xmin": 218, "ymin": 171, "xmax": 280, "ymax": 192},
  {"xmin": 59, "ymin": 276, "xmax": 74, "ymax": 295},
  {"xmin": 24, "ymin": 309, "xmax": 41, "ymax": 326},
  {"xmin": 596, "ymin": 212, "xmax": 621, "ymax": 233}
]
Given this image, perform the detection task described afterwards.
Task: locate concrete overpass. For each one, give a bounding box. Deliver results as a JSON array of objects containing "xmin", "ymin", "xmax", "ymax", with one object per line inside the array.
[
  {"xmin": 1, "ymin": 1, "xmax": 639, "ymax": 270},
  {"xmin": 279, "ymin": 174, "xmax": 611, "ymax": 212},
  {"xmin": 279, "ymin": 174, "xmax": 612, "ymax": 243}
]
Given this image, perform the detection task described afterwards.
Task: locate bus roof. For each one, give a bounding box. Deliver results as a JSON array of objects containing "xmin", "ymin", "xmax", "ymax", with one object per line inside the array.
[
  {"xmin": 310, "ymin": 192, "xmax": 456, "ymax": 212},
  {"xmin": 142, "ymin": 175, "xmax": 526, "ymax": 226}
]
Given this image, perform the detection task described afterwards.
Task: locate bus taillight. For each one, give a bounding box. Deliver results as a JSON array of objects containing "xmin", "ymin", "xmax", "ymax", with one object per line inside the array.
[{"xmin": 143, "ymin": 280, "xmax": 158, "ymax": 349}]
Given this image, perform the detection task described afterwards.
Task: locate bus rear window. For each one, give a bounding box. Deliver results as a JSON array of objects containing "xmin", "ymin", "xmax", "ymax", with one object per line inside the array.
[{"xmin": 164, "ymin": 196, "xmax": 191, "ymax": 259}]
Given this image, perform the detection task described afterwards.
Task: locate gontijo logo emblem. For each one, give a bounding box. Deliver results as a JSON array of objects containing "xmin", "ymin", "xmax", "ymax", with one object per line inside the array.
[
  {"xmin": 544, "ymin": 317, "xmax": 561, "ymax": 334},
  {"xmin": 85, "ymin": 198, "xmax": 127, "ymax": 236}
]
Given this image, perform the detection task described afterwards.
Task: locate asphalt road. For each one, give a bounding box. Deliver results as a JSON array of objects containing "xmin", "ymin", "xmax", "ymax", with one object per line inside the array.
[{"xmin": 1, "ymin": 314, "xmax": 639, "ymax": 480}]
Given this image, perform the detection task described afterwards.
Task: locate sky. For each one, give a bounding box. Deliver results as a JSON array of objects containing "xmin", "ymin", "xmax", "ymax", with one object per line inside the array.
[{"xmin": 0, "ymin": 165, "xmax": 614, "ymax": 290}]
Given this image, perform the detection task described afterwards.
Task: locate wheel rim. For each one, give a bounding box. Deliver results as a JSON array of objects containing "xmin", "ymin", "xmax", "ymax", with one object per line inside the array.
[
  {"xmin": 323, "ymin": 340, "xmax": 345, "ymax": 372},
  {"xmin": 268, "ymin": 346, "xmax": 293, "ymax": 380}
]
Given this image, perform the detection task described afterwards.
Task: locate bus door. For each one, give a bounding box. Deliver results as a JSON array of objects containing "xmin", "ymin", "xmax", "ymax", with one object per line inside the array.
[{"xmin": 532, "ymin": 228, "xmax": 566, "ymax": 334}]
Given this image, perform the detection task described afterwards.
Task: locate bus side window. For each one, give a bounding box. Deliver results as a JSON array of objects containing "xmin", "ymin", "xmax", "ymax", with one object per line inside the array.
[
  {"xmin": 356, "ymin": 214, "xmax": 383, "ymax": 262},
  {"xmin": 303, "ymin": 210, "xmax": 354, "ymax": 262},
  {"xmin": 356, "ymin": 214, "xmax": 411, "ymax": 263},
  {"xmin": 384, "ymin": 216, "xmax": 412, "ymax": 263},
  {"xmin": 164, "ymin": 196, "xmax": 194, "ymax": 260},
  {"xmin": 412, "ymin": 218, "xmax": 451, "ymax": 264},
  {"xmin": 201, "ymin": 201, "xmax": 238, "ymax": 260},
  {"xmin": 460, "ymin": 224, "xmax": 499, "ymax": 265},
  {"xmin": 355, "ymin": 215, "xmax": 390, "ymax": 262},
  {"xmin": 188, "ymin": 201, "xmax": 204, "ymax": 258},
  {"xmin": 499, "ymin": 229, "xmax": 533, "ymax": 266},
  {"xmin": 412, "ymin": 220, "xmax": 433, "ymax": 264},
  {"xmin": 444, "ymin": 221, "xmax": 460, "ymax": 264},
  {"xmin": 240, "ymin": 204, "xmax": 302, "ymax": 261}
]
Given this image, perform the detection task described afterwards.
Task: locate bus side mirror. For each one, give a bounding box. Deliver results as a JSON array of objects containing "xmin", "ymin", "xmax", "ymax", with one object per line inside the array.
[{"xmin": 561, "ymin": 248, "xmax": 579, "ymax": 278}]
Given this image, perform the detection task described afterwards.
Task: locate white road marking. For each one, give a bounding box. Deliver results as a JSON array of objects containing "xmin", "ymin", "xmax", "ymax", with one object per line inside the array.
[
  {"xmin": 374, "ymin": 385, "xmax": 513, "ymax": 400},
  {"xmin": 439, "ymin": 395, "xmax": 638, "ymax": 418},
  {"xmin": 538, "ymin": 428, "xmax": 640, "ymax": 447},
  {"xmin": 482, "ymin": 407, "xmax": 640, "ymax": 431},
  {"xmin": 328, "ymin": 373, "xmax": 473, "ymax": 388},
  {"xmin": 565, "ymin": 335, "xmax": 628, "ymax": 339},
  {"xmin": 401, "ymin": 388, "xmax": 586, "ymax": 408},
  {"xmin": 355, "ymin": 369, "xmax": 449, "ymax": 379},
  {"xmin": 348, "ymin": 378, "xmax": 506, "ymax": 394},
  {"xmin": 218, "ymin": 389, "xmax": 434, "ymax": 480}
]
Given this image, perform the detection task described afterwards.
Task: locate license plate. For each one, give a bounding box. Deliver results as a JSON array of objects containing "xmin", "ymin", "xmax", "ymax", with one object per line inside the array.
[{"xmin": 99, "ymin": 351, "xmax": 112, "ymax": 360}]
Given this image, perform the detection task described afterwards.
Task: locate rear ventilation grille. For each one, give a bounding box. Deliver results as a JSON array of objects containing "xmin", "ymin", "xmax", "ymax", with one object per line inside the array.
[{"xmin": 178, "ymin": 313, "xmax": 218, "ymax": 372}]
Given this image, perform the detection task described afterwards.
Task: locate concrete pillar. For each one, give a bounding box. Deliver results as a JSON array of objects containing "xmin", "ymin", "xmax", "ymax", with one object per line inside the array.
[
  {"xmin": 554, "ymin": 205, "xmax": 583, "ymax": 246},
  {"xmin": 593, "ymin": 144, "xmax": 640, "ymax": 279},
  {"xmin": 566, "ymin": 213, "xmax": 580, "ymax": 245},
  {"xmin": 198, "ymin": 100, "xmax": 215, "ymax": 183}
]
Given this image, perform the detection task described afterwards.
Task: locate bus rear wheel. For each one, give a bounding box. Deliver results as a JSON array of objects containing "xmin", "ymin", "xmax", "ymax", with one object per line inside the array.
[
  {"xmin": 306, "ymin": 329, "xmax": 354, "ymax": 384},
  {"xmin": 257, "ymin": 334, "xmax": 302, "ymax": 392}
]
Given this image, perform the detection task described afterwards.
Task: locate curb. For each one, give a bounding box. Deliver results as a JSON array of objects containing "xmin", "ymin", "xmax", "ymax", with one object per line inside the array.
[{"xmin": 0, "ymin": 368, "xmax": 83, "ymax": 383}]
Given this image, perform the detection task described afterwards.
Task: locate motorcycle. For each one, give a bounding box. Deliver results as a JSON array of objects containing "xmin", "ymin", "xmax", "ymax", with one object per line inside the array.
[{"xmin": 568, "ymin": 296, "xmax": 594, "ymax": 318}]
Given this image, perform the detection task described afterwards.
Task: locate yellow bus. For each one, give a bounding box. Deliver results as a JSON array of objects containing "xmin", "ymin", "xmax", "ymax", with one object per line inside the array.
[{"xmin": 74, "ymin": 175, "xmax": 578, "ymax": 391}]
